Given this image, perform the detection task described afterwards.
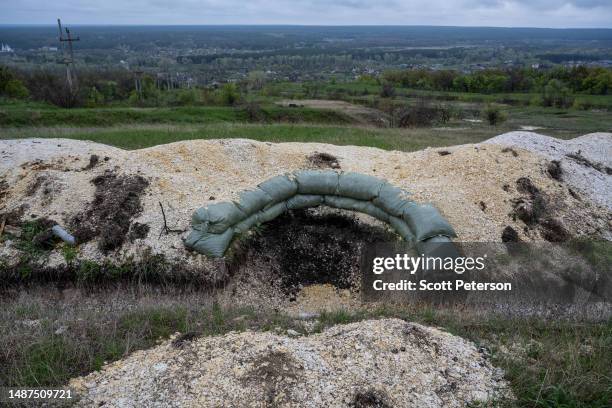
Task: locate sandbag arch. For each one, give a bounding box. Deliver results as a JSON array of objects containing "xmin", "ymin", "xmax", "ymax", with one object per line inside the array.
[{"xmin": 184, "ymin": 170, "xmax": 457, "ymax": 257}]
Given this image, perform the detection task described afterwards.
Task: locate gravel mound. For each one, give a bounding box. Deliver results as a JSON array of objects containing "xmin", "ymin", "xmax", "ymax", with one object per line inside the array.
[
  {"xmin": 69, "ymin": 319, "xmax": 509, "ymax": 407},
  {"xmin": 1, "ymin": 135, "xmax": 610, "ymax": 279},
  {"xmin": 485, "ymin": 132, "xmax": 612, "ymax": 210}
]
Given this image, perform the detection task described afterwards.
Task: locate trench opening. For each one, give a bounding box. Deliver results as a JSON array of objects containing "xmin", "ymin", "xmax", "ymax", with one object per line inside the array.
[{"xmin": 229, "ymin": 208, "xmax": 400, "ymax": 298}]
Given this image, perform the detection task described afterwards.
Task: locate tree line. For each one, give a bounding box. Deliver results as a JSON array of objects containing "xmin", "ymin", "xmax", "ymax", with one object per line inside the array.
[
  {"xmin": 0, "ymin": 66, "xmax": 243, "ymax": 108},
  {"xmin": 382, "ymin": 66, "xmax": 612, "ymax": 96},
  {"xmin": 1, "ymin": 64, "xmax": 610, "ymax": 110}
]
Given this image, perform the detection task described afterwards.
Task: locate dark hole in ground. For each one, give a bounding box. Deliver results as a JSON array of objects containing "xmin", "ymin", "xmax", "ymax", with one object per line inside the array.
[
  {"xmin": 547, "ymin": 160, "xmax": 563, "ymax": 181},
  {"xmin": 70, "ymin": 171, "xmax": 149, "ymax": 251},
  {"xmin": 236, "ymin": 209, "xmax": 397, "ymax": 297},
  {"xmin": 501, "ymin": 226, "xmax": 520, "ymax": 242},
  {"xmin": 437, "ymin": 150, "xmax": 451, "ymax": 156},
  {"xmin": 307, "ymin": 152, "xmax": 341, "ymax": 169},
  {"xmin": 351, "ymin": 389, "xmax": 392, "ymax": 408}
]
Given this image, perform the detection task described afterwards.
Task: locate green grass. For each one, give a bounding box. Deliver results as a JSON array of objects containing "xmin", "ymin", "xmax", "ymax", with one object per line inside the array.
[
  {"xmin": 0, "ymin": 122, "xmax": 503, "ymax": 151},
  {"xmin": 0, "ymin": 293, "xmax": 609, "ymax": 408},
  {"xmin": 3, "ymin": 105, "xmax": 609, "ymax": 152},
  {"xmin": 3, "ymin": 97, "xmax": 610, "ymax": 153},
  {"xmin": 0, "ymin": 103, "xmax": 353, "ymax": 128}
]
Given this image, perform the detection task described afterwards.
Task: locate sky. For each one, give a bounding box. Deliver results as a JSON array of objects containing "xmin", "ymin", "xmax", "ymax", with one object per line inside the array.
[{"xmin": 0, "ymin": 0, "xmax": 611, "ymax": 28}]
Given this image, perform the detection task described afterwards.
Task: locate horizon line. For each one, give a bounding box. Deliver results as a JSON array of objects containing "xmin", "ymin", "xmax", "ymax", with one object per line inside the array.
[{"xmin": 0, "ymin": 23, "xmax": 612, "ymax": 30}]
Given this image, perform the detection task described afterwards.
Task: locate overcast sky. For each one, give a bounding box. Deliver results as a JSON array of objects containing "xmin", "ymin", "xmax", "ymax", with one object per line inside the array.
[{"xmin": 1, "ymin": 0, "xmax": 611, "ymax": 28}]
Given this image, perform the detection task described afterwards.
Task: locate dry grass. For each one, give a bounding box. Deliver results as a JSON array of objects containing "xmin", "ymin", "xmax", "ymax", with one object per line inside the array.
[{"xmin": 0, "ymin": 286, "xmax": 609, "ymax": 407}]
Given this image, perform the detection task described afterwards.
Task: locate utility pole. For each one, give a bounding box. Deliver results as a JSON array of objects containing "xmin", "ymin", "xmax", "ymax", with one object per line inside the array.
[{"xmin": 57, "ymin": 18, "xmax": 80, "ymax": 96}]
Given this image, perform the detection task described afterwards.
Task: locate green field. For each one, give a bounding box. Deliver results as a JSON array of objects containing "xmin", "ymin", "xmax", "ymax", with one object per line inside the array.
[
  {"xmin": 0, "ymin": 102, "xmax": 352, "ymax": 128},
  {"xmin": 1, "ymin": 100, "xmax": 610, "ymax": 151},
  {"xmin": 0, "ymin": 123, "xmax": 499, "ymax": 151}
]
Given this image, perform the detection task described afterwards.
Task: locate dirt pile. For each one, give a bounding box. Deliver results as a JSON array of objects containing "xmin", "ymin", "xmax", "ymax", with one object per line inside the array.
[
  {"xmin": 486, "ymin": 132, "xmax": 612, "ymax": 210},
  {"xmin": 0, "ymin": 134, "xmax": 609, "ymax": 273},
  {"xmin": 69, "ymin": 318, "xmax": 509, "ymax": 407},
  {"xmin": 70, "ymin": 171, "xmax": 149, "ymax": 251}
]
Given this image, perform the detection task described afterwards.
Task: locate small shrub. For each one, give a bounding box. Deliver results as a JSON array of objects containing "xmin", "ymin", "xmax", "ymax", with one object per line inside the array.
[
  {"xmin": 395, "ymin": 100, "xmax": 450, "ymax": 127},
  {"xmin": 481, "ymin": 105, "xmax": 507, "ymax": 126},
  {"xmin": 542, "ymin": 79, "xmax": 574, "ymax": 108},
  {"xmin": 571, "ymin": 98, "xmax": 593, "ymax": 110},
  {"xmin": 85, "ymin": 86, "xmax": 104, "ymax": 108},
  {"xmin": 219, "ymin": 83, "xmax": 240, "ymax": 106},
  {"xmin": 380, "ymin": 83, "xmax": 395, "ymax": 98},
  {"xmin": 176, "ymin": 89, "xmax": 199, "ymax": 106},
  {"xmin": 61, "ymin": 245, "xmax": 78, "ymax": 263},
  {"xmin": 4, "ymin": 79, "xmax": 29, "ymax": 99},
  {"xmin": 529, "ymin": 95, "xmax": 544, "ymax": 107},
  {"xmin": 243, "ymin": 101, "xmax": 264, "ymax": 122}
]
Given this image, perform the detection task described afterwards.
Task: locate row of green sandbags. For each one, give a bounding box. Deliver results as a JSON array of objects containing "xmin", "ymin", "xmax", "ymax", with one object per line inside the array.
[{"xmin": 184, "ymin": 170, "xmax": 456, "ymax": 257}]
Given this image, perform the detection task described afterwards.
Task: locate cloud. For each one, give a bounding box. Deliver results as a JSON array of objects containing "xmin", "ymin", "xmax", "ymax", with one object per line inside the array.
[{"xmin": 0, "ymin": 0, "xmax": 610, "ymax": 27}]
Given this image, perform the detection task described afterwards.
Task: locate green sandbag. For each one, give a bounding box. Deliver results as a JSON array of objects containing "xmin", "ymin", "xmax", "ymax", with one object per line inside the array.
[
  {"xmin": 286, "ymin": 194, "xmax": 323, "ymax": 210},
  {"xmin": 423, "ymin": 235, "xmax": 453, "ymax": 244},
  {"xmin": 415, "ymin": 235, "xmax": 460, "ymax": 267},
  {"xmin": 200, "ymin": 202, "xmax": 246, "ymax": 234},
  {"xmin": 184, "ymin": 229, "xmax": 205, "ymax": 249},
  {"xmin": 324, "ymin": 195, "xmax": 389, "ymax": 222},
  {"xmin": 337, "ymin": 172, "xmax": 384, "ymax": 201},
  {"xmin": 192, "ymin": 207, "xmax": 209, "ymax": 226},
  {"xmin": 323, "ymin": 195, "xmax": 361, "ymax": 210},
  {"xmin": 372, "ymin": 183, "xmax": 412, "ymax": 217},
  {"xmin": 357, "ymin": 201, "xmax": 390, "ymax": 223},
  {"xmin": 402, "ymin": 203, "xmax": 457, "ymax": 241},
  {"xmin": 234, "ymin": 213, "xmax": 261, "ymax": 234},
  {"xmin": 234, "ymin": 188, "xmax": 273, "ymax": 214},
  {"xmin": 258, "ymin": 175, "xmax": 298, "ymax": 203},
  {"xmin": 188, "ymin": 228, "xmax": 235, "ymax": 258},
  {"xmin": 186, "ymin": 171, "xmax": 456, "ymax": 258},
  {"xmin": 259, "ymin": 202, "xmax": 287, "ymax": 223},
  {"xmin": 295, "ymin": 170, "xmax": 339, "ymax": 195},
  {"xmin": 389, "ymin": 216, "xmax": 414, "ymax": 242}
]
